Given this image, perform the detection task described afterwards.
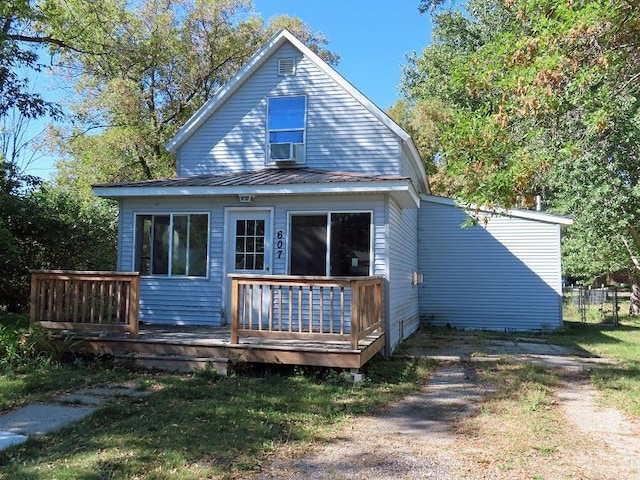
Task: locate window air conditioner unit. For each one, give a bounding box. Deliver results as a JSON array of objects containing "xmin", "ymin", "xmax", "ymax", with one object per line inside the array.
[{"xmin": 270, "ymin": 143, "xmax": 304, "ymax": 163}]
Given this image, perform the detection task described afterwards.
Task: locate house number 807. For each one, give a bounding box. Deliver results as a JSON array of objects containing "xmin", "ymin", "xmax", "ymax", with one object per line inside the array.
[{"xmin": 276, "ymin": 230, "xmax": 284, "ymax": 259}]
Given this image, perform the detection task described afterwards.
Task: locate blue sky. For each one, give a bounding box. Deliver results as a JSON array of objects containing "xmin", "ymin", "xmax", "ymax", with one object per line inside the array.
[
  {"xmin": 254, "ymin": 0, "xmax": 433, "ymax": 108},
  {"xmin": 25, "ymin": 1, "xmax": 433, "ymax": 179}
]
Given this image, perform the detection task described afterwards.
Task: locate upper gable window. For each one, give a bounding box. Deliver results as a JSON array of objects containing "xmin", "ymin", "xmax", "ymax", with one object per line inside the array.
[{"xmin": 267, "ymin": 95, "xmax": 306, "ymax": 163}]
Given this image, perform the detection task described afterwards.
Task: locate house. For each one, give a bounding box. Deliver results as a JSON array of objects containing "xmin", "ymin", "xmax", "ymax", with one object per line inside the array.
[{"xmin": 37, "ymin": 29, "xmax": 570, "ymax": 370}]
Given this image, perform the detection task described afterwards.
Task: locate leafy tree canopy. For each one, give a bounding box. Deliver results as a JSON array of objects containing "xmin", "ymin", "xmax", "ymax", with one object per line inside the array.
[
  {"xmin": 44, "ymin": 0, "xmax": 340, "ymax": 190},
  {"xmin": 403, "ymin": 0, "xmax": 640, "ymax": 285}
]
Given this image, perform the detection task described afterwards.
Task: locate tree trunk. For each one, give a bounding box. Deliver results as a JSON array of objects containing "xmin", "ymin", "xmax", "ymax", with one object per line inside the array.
[{"xmin": 630, "ymin": 283, "xmax": 640, "ymax": 316}]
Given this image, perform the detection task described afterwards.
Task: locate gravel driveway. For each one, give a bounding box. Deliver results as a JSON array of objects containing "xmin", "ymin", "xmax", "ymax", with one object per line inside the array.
[{"xmin": 257, "ymin": 332, "xmax": 640, "ymax": 479}]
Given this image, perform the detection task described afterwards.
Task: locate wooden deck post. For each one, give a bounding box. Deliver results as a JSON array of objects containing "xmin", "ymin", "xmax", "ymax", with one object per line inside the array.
[
  {"xmin": 129, "ymin": 274, "xmax": 140, "ymax": 337},
  {"xmin": 350, "ymin": 279, "xmax": 361, "ymax": 350},
  {"xmin": 230, "ymin": 277, "xmax": 239, "ymax": 344},
  {"xmin": 29, "ymin": 272, "xmax": 39, "ymax": 326},
  {"xmin": 373, "ymin": 281, "xmax": 381, "ymax": 333}
]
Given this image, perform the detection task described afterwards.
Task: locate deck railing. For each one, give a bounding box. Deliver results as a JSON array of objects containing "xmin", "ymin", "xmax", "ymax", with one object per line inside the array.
[
  {"xmin": 229, "ymin": 275, "xmax": 383, "ymax": 349},
  {"xmin": 30, "ymin": 270, "xmax": 140, "ymax": 337}
]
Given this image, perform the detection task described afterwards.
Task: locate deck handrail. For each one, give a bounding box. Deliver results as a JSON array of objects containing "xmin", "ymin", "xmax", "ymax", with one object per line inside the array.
[
  {"xmin": 229, "ymin": 274, "xmax": 383, "ymax": 349},
  {"xmin": 30, "ymin": 270, "xmax": 140, "ymax": 337}
]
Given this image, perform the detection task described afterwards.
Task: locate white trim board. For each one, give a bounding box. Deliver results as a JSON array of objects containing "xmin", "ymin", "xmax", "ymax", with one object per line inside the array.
[
  {"xmin": 421, "ymin": 194, "xmax": 573, "ymax": 226},
  {"xmin": 94, "ymin": 180, "xmax": 421, "ymax": 208}
]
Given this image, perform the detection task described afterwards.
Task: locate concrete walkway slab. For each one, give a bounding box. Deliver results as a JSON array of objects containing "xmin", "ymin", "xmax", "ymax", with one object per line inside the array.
[
  {"xmin": 0, "ymin": 431, "xmax": 28, "ymax": 449},
  {"xmin": 57, "ymin": 394, "xmax": 106, "ymax": 406},
  {"xmin": 82, "ymin": 387, "xmax": 147, "ymax": 397},
  {"xmin": 0, "ymin": 380, "xmax": 151, "ymax": 452},
  {"xmin": 0, "ymin": 404, "xmax": 96, "ymax": 436}
]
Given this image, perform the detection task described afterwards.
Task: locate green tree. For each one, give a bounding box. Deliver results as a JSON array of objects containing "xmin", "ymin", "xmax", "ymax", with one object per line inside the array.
[
  {"xmin": 404, "ymin": 0, "xmax": 640, "ymax": 310},
  {"xmin": 47, "ymin": 0, "xmax": 339, "ymax": 193},
  {"xmin": 0, "ymin": 0, "xmax": 64, "ymax": 120},
  {"xmin": 0, "ymin": 181, "xmax": 117, "ymax": 311},
  {"xmin": 0, "ymin": 2, "xmax": 122, "ymax": 311}
]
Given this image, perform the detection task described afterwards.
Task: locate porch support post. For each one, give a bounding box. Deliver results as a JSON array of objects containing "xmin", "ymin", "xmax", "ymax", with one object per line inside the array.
[{"xmin": 230, "ymin": 276, "xmax": 239, "ymax": 344}]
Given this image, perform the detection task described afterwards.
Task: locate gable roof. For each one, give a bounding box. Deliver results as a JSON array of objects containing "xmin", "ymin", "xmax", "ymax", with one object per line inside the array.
[
  {"xmin": 93, "ymin": 167, "xmax": 420, "ymax": 208},
  {"xmin": 165, "ymin": 29, "xmax": 429, "ymax": 193}
]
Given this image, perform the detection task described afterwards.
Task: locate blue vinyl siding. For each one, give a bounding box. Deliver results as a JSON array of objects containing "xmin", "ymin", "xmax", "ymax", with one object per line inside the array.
[
  {"xmin": 418, "ymin": 199, "xmax": 564, "ymax": 331},
  {"xmin": 118, "ymin": 194, "xmax": 388, "ymax": 328},
  {"xmin": 387, "ymin": 199, "xmax": 420, "ymax": 351},
  {"xmin": 177, "ymin": 43, "xmax": 402, "ymax": 177},
  {"xmin": 119, "ymin": 198, "xmax": 224, "ymax": 326}
]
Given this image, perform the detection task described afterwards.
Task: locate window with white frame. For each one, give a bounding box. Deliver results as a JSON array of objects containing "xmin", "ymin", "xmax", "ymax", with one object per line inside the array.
[
  {"xmin": 289, "ymin": 212, "xmax": 371, "ymax": 276},
  {"xmin": 267, "ymin": 95, "xmax": 306, "ymax": 161},
  {"xmin": 135, "ymin": 213, "xmax": 208, "ymax": 277}
]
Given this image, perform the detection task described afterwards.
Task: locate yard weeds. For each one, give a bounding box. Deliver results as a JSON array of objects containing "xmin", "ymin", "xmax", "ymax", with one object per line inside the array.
[
  {"xmin": 0, "ymin": 353, "xmax": 437, "ymax": 480},
  {"xmin": 1, "ymin": 310, "xmax": 639, "ymax": 479}
]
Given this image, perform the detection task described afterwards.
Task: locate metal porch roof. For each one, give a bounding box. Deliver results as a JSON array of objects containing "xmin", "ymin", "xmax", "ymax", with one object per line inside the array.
[
  {"xmin": 92, "ymin": 168, "xmax": 420, "ymax": 208},
  {"xmin": 94, "ymin": 167, "xmax": 410, "ymax": 189}
]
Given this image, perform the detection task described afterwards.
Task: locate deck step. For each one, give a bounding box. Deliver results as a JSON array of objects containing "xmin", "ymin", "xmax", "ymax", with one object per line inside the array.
[{"xmin": 115, "ymin": 354, "xmax": 229, "ymax": 375}]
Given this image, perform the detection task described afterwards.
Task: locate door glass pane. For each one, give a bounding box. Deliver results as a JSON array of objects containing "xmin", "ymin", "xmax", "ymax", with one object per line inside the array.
[
  {"xmin": 235, "ymin": 219, "xmax": 266, "ymax": 271},
  {"xmin": 290, "ymin": 215, "xmax": 327, "ymax": 275},
  {"xmin": 330, "ymin": 213, "xmax": 371, "ymax": 276},
  {"xmin": 152, "ymin": 216, "xmax": 170, "ymax": 275},
  {"xmin": 188, "ymin": 214, "xmax": 208, "ymax": 276}
]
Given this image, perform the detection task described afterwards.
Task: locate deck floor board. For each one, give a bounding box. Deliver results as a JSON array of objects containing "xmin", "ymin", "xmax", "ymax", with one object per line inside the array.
[{"xmin": 55, "ymin": 324, "xmax": 385, "ymax": 369}]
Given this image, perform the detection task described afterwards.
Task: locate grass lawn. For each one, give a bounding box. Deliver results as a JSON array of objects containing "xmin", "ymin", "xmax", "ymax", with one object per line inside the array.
[
  {"xmin": 0, "ymin": 311, "xmax": 437, "ymax": 479},
  {"xmin": 0, "ymin": 312, "xmax": 137, "ymax": 412},
  {"xmin": 451, "ymin": 312, "xmax": 640, "ymax": 477},
  {"xmin": 1, "ymin": 307, "xmax": 638, "ymax": 479},
  {"xmin": 541, "ymin": 315, "xmax": 640, "ymax": 418}
]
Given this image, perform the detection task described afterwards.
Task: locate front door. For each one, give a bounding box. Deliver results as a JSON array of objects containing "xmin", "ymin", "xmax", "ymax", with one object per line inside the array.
[{"xmin": 224, "ymin": 209, "xmax": 272, "ymax": 324}]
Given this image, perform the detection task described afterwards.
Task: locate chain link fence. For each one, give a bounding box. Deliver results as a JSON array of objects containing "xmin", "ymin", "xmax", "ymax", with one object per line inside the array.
[{"xmin": 563, "ymin": 287, "xmax": 619, "ymax": 326}]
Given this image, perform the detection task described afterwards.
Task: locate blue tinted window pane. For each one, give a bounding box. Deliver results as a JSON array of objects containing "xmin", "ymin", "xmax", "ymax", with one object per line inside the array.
[
  {"xmin": 269, "ymin": 131, "xmax": 304, "ymax": 143},
  {"xmin": 268, "ymin": 96, "xmax": 305, "ymax": 130}
]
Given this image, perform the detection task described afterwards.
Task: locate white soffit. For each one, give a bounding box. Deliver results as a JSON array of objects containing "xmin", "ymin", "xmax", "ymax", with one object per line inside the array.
[{"xmin": 94, "ymin": 181, "xmax": 421, "ymax": 208}]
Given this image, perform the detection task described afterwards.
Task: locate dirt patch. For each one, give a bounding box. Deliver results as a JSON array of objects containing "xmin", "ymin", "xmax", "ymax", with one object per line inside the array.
[
  {"xmin": 257, "ymin": 331, "xmax": 640, "ymax": 479},
  {"xmin": 556, "ymin": 376, "xmax": 640, "ymax": 479}
]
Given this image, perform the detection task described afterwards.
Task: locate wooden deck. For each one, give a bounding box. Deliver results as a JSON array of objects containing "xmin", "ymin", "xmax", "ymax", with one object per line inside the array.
[
  {"xmin": 56, "ymin": 324, "xmax": 385, "ymax": 372},
  {"xmin": 31, "ymin": 271, "xmax": 385, "ymax": 374}
]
